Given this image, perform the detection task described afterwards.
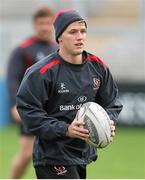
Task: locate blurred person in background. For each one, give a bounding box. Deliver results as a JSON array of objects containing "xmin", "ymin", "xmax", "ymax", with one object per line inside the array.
[
  {"xmin": 16, "ymin": 9, "xmax": 122, "ymax": 179},
  {"xmin": 7, "ymin": 5, "xmax": 57, "ymax": 179}
]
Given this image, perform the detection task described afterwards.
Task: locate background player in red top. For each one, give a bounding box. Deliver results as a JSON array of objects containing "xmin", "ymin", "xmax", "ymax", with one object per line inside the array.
[{"xmin": 7, "ymin": 6, "xmax": 57, "ymax": 178}]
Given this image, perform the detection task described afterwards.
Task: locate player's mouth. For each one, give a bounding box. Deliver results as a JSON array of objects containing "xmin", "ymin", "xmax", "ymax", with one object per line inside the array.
[{"xmin": 75, "ymin": 43, "xmax": 83, "ymax": 47}]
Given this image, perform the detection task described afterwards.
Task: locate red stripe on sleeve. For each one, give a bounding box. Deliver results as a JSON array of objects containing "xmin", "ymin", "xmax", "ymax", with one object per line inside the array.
[
  {"xmin": 87, "ymin": 55, "xmax": 108, "ymax": 68},
  {"xmin": 39, "ymin": 59, "xmax": 60, "ymax": 74}
]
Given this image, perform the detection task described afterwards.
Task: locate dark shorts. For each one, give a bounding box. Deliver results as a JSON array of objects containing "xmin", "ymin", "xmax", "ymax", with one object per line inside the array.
[
  {"xmin": 19, "ymin": 123, "xmax": 33, "ymax": 136},
  {"xmin": 35, "ymin": 165, "xmax": 86, "ymax": 179}
]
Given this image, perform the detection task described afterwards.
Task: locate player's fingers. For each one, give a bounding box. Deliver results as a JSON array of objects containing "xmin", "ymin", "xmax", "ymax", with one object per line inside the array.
[
  {"xmin": 79, "ymin": 137, "xmax": 89, "ymax": 141},
  {"xmin": 111, "ymin": 125, "xmax": 115, "ymax": 132},
  {"xmin": 74, "ymin": 120, "xmax": 86, "ymax": 126},
  {"xmin": 110, "ymin": 120, "xmax": 114, "ymax": 126},
  {"xmin": 74, "ymin": 130, "xmax": 89, "ymax": 139},
  {"xmin": 72, "ymin": 118, "xmax": 84, "ymax": 125},
  {"xmin": 111, "ymin": 131, "xmax": 115, "ymax": 137},
  {"xmin": 77, "ymin": 135, "xmax": 89, "ymax": 141},
  {"xmin": 73, "ymin": 126, "xmax": 89, "ymax": 134}
]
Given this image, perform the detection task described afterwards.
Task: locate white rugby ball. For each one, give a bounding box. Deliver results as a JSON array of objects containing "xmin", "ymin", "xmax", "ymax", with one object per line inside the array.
[{"xmin": 77, "ymin": 102, "xmax": 111, "ymax": 148}]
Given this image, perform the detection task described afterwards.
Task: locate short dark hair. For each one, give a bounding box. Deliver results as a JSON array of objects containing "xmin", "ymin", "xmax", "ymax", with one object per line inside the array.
[{"xmin": 33, "ymin": 6, "xmax": 54, "ymax": 21}]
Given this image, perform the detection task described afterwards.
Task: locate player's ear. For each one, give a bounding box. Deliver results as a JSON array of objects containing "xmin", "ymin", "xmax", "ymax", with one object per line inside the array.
[{"xmin": 58, "ymin": 36, "xmax": 62, "ymax": 43}]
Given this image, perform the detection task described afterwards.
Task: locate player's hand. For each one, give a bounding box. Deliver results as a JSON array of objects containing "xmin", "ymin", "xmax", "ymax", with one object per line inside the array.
[
  {"xmin": 11, "ymin": 105, "xmax": 22, "ymax": 124},
  {"xmin": 66, "ymin": 118, "xmax": 89, "ymax": 141},
  {"xmin": 110, "ymin": 120, "xmax": 116, "ymax": 142}
]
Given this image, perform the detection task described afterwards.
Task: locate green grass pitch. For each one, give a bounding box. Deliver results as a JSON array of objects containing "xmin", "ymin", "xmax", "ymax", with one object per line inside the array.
[{"xmin": 0, "ymin": 125, "xmax": 145, "ymax": 179}]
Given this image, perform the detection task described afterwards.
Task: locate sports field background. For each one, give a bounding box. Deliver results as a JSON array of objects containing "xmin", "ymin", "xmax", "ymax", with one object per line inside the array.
[
  {"xmin": 0, "ymin": 0, "xmax": 145, "ymax": 179},
  {"xmin": 0, "ymin": 125, "xmax": 145, "ymax": 179}
]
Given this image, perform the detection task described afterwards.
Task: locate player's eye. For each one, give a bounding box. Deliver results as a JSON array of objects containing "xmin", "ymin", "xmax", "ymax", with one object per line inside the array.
[
  {"xmin": 69, "ymin": 30, "xmax": 77, "ymax": 34},
  {"xmin": 81, "ymin": 29, "xmax": 87, "ymax": 34}
]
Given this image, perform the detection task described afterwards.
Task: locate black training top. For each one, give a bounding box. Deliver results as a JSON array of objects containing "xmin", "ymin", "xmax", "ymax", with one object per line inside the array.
[
  {"xmin": 7, "ymin": 36, "xmax": 58, "ymax": 107},
  {"xmin": 17, "ymin": 50, "xmax": 123, "ymax": 166}
]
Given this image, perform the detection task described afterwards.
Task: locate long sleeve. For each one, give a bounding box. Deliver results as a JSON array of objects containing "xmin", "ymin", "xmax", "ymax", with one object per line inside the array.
[
  {"xmin": 7, "ymin": 47, "xmax": 25, "ymax": 107},
  {"xmin": 96, "ymin": 67, "xmax": 123, "ymax": 123},
  {"xmin": 16, "ymin": 68, "xmax": 69, "ymax": 140}
]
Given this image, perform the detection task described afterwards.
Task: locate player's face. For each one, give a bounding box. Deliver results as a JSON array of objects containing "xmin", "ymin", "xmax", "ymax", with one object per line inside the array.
[
  {"xmin": 59, "ymin": 21, "xmax": 87, "ymax": 56},
  {"xmin": 34, "ymin": 16, "xmax": 53, "ymax": 41}
]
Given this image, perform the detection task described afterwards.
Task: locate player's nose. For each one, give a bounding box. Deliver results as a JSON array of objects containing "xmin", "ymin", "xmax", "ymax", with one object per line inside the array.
[{"xmin": 76, "ymin": 31, "xmax": 84, "ymax": 40}]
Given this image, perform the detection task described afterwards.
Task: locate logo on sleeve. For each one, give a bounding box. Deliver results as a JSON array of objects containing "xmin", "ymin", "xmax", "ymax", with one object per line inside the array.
[
  {"xmin": 58, "ymin": 82, "xmax": 69, "ymax": 93},
  {"xmin": 93, "ymin": 78, "xmax": 101, "ymax": 90}
]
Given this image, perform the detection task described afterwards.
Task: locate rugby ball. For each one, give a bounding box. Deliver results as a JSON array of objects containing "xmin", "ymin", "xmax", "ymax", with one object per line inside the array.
[{"xmin": 77, "ymin": 102, "xmax": 111, "ymax": 148}]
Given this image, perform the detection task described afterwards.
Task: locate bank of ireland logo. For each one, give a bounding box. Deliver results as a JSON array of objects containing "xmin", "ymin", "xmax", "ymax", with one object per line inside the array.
[
  {"xmin": 93, "ymin": 78, "xmax": 100, "ymax": 90},
  {"xmin": 78, "ymin": 96, "xmax": 87, "ymax": 102}
]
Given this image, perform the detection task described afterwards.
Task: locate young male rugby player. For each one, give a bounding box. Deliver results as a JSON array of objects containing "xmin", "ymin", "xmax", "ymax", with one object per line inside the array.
[{"xmin": 17, "ymin": 9, "xmax": 123, "ymax": 179}]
